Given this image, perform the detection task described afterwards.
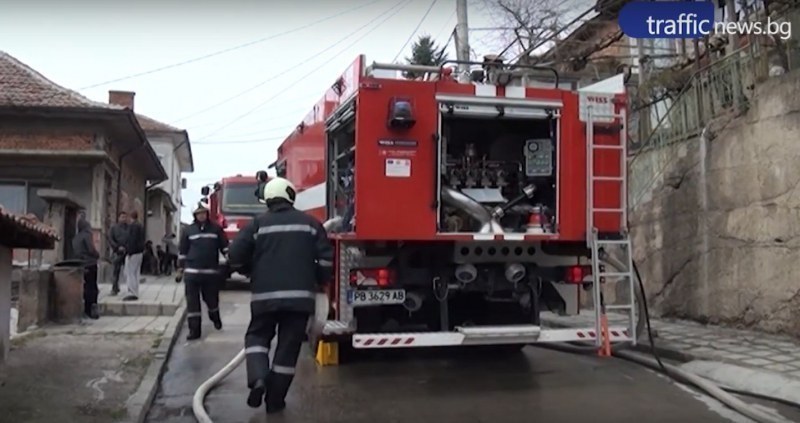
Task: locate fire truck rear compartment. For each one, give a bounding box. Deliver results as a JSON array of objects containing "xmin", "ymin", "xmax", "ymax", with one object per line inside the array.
[
  {"xmin": 349, "ymin": 240, "xmax": 581, "ymax": 334},
  {"xmin": 438, "ymin": 115, "xmax": 557, "ymax": 235}
]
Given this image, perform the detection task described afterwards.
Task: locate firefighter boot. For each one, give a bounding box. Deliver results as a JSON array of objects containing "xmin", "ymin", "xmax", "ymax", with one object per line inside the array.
[
  {"xmin": 265, "ymin": 399, "xmax": 286, "ymax": 415},
  {"xmin": 247, "ymin": 379, "xmax": 266, "ymax": 408},
  {"xmin": 186, "ymin": 316, "xmax": 201, "ymax": 341},
  {"xmin": 209, "ymin": 309, "xmax": 222, "ymax": 330}
]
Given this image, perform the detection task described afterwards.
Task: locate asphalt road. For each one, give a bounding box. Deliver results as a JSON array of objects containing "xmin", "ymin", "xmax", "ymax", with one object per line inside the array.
[{"xmin": 145, "ymin": 290, "xmax": 782, "ymax": 423}]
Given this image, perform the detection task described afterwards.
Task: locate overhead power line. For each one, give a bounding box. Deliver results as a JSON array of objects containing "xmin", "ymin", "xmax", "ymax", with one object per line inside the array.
[
  {"xmin": 509, "ymin": 0, "xmax": 629, "ymax": 63},
  {"xmin": 391, "ymin": 0, "xmax": 439, "ymax": 63},
  {"xmin": 173, "ymin": 0, "xmax": 407, "ymax": 125},
  {"xmin": 199, "ymin": 0, "xmax": 412, "ymax": 140},
  {"xmin": 78, "ymin": 0, "xmax": 384, "ymax": 90}
]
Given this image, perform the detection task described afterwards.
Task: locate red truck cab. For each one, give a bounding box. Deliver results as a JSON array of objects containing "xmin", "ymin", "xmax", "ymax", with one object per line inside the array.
[{"xmin": 200, "ymin": 173, "xmax": 268, "ymax": 281}]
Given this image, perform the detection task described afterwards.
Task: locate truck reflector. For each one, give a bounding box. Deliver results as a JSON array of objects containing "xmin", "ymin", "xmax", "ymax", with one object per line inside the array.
[{"xmin": 565, "ymin": 265, "xmax": 592, "ymax": 284}]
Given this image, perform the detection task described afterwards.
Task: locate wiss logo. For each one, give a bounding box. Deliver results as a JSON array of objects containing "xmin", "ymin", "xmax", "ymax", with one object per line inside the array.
[{"xmin": 586, "ymin": 96, "xmax": 609, "ymax": 103}]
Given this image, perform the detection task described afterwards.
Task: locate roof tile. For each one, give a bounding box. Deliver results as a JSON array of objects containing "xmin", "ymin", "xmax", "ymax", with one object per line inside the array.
[
  {"xmin": 136, "ymin": 113, "xmax": 184, "ymax": 133},
  {"xmin": 0, "ymin": 205, "xmax": 60, "ymax": 241},
  {"xmin": 0, "ymin": 50, "xmax": 121, "ymax": 110}
]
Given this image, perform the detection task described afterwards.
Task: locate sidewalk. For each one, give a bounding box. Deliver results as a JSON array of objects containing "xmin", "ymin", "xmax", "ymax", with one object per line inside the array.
[
  {"xmin": 542, "ymin": 311, "xmax": 800, "ymax": 379},
  {"xmin": 0, "ymin": 275, "xmax": 186, "ymax": 423},
  {"xmin": 99, "ymin": 275, "xmax": 183, "ymax": 316}
]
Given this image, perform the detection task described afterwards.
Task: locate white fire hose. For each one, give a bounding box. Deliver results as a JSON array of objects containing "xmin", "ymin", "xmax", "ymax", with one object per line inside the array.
[{"xmin": 192, "ymin": 293, "xmax": 330, "ymax": 423}]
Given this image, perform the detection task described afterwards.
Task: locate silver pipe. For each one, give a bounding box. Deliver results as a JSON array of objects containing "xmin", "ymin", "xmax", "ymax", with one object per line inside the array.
[
  {"xmin": 441, "ymin": 187, "xmax": 504, "ymax": 234},
  {"xmin": 504, "ymin": 263, "xmax": 526, "ymax": 283},
  {"xmin": 403, "ymin": 292, "xmax": 425, "ymax": 312},
  {"xmin": 323, "ymin": 217, "xmax": 343, "ymax": 233},
  {"xmin": 367, "ymin": 62, "xmax": 442, "ymax": 74},
  {"xmin": 455, "ymin": 263, "xmax": 478, "ymax": 284}
]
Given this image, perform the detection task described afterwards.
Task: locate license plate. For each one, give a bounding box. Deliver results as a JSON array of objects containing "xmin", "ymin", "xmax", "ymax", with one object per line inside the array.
[{"xmin": 348, "ymin": 289, "xmax": 406, "ymax": 306}]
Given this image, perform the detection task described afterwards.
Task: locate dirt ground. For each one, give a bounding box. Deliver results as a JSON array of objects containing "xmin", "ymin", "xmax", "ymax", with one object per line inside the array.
[{"xmin": 0, "ymin": 330, "xmax": 157, "ymax": 423}]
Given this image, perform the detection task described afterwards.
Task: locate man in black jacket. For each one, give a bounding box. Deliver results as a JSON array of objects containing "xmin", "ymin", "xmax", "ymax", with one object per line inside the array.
[
  {"xmin": 107, "ymin": 212, "xmax": 128, "ymax": 295},
  {"xmin": 72, "ymin": 217, "xmax": 100, "ymax": 319},
  {"xmin": 228, "ymin": 177, "xmax": 334, "ymax": 415},
  {"xmin": 123, "ymin": 210, "xmax": 145, "ymax": 301},
  {"xmin": 179, "ymin": 203, "xmax": 228, "ymax": 340}
]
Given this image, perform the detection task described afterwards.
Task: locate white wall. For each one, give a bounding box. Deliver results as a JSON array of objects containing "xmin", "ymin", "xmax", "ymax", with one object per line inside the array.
[{"xmin": 149, "ymin": 138, "xmax": 182, "ymax": 238}]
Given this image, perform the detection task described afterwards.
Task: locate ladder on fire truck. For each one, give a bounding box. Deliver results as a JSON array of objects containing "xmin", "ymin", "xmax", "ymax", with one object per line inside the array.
[{"xmin": 585, "ymin": 102, "xmax": 638, "ymax": 356}]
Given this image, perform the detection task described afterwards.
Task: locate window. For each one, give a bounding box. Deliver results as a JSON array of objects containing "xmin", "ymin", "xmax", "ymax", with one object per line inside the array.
[
  {"xmin": 221, "ymin": 183, "xmax": 265, "ymax": 215},
  {"xmin": 0, "ymin": 181, "xmax": 50, "ymax": 220},
  {"xmin": 0, "ymin": 183, "xmax": 25, "ymax": 214}
]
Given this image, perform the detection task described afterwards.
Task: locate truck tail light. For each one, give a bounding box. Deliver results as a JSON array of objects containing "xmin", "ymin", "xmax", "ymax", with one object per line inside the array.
[
  {"xmin": 565, "ymin": 265, "xmax": 592, "ymax": 284},
  {"xmin": 350, "ymin": 268, "xmax": 395, "ymax": 287}
]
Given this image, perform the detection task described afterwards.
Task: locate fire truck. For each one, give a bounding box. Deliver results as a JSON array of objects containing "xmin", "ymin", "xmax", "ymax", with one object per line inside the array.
[
  {"xmin": 259, "ymin": 55, "xmax": 642, "ymax": 360},
  {"xmin": 200, "ymin": 174, "xmax": 268, "ymax": 281}
]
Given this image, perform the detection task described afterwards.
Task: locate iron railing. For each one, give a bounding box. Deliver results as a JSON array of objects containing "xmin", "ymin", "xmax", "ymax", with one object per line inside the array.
[{"xmin": 627, "ymin": 18, "xmax": 799, "ymax": 209}]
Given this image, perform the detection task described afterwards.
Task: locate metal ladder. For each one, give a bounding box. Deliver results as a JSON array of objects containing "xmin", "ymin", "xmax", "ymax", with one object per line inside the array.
[{"xmin": 585, "ymin": 106, "xmax": 638, "ymax": 352}]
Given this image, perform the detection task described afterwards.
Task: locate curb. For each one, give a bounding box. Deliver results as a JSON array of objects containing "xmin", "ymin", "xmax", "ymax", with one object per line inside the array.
[{"xmin": 125, "ymin": 300, "xmax": 187, "ymax": 423}]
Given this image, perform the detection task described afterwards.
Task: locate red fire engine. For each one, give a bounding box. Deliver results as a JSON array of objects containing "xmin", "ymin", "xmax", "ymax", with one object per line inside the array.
[
  {"xmin": 200, "ymin": 174, "xmax": 268, "ymax": 281},
  {"xmin": 260, "ymin": 55, "xmax": 640, "ymax": 359}
]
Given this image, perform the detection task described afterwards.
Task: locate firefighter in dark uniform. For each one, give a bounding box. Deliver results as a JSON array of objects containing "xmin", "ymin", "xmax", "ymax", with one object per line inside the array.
[
  {"xmin": 228, "ymin": 177, "xmax": 334, "ymax": 414},
  {"xmin": 179, "ymin": 203, "xmax": 228, "ymax": 341}
]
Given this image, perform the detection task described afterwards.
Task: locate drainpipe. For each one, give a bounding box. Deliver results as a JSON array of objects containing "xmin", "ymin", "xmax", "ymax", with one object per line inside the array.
[{"xmin": 116, "ymin": 147, "xmax": 138, "ymax": 217}]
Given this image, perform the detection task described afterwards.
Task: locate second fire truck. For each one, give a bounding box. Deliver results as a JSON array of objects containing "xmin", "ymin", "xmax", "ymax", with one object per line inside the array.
[{"xmin": 200, "ymin": 174, "xmax": 268, "ymax": 281}]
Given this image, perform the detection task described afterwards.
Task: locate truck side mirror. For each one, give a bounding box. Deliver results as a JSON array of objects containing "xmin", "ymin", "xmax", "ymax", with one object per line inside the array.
[
  {"xmin": 256, "ymin": 170, "xmax": 268, "ymax": 182},
  {"xmin": 200, "ymin": 186, "xmax": 210, "ymax": 196},
  {"xmin": 181, "ymin": 178, "xmax": 187, "ymax": 189}
]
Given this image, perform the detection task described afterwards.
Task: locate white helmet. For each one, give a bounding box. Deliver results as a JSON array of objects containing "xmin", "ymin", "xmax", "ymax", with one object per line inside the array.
[{"xmin": 262, "ymin": 177, "xmax": 296, "ymax": 204}]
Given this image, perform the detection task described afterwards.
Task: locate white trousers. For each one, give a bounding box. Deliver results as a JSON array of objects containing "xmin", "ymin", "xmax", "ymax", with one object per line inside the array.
[{"xmin": 124, "ymin": 253, "xmax": 143, "ymax": 297}]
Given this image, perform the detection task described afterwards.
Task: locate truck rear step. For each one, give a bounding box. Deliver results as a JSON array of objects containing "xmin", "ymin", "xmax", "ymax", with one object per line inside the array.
[{"xmin": 351, "ymin": 325, "xmax": 632, "ymax": 349}]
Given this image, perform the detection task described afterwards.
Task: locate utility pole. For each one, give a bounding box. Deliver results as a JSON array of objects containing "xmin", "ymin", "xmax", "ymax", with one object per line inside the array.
[{"xmin": 455, "ymin": 0, "xmax": 471, "ymax": 83}]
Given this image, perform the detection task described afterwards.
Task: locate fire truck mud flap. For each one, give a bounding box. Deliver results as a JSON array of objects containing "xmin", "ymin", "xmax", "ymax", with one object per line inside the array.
[{"xmin": 351, "ymin": 325, "xmax": 633, "ymax": 349}]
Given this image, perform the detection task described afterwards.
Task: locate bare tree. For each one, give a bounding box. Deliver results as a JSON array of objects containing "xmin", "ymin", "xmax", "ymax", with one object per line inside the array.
[{"xmin": 477, "ymin": 0, "xmax": 569, "ymax": 60}]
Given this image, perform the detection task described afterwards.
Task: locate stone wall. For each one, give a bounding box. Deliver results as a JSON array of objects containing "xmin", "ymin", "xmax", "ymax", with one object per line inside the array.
[
  {"xmin": 629, "ymin": 70, "xmax": 800, "ymax": 336},
  {"xmin": 11, "ymin": 269, "xmax": 54, "ymax": 333}
]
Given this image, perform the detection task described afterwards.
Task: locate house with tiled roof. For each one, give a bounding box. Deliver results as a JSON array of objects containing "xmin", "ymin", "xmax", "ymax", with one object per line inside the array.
[
  {"xmin": 0, "ymin": 50, "xmax": 167, "ymax": 275},
  {"xmin": 105, "ymin": 91, "xmax": 194, "ymax": 246}
]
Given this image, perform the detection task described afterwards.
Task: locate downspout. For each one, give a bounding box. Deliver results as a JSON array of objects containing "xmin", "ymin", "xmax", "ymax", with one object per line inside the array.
[{"xmin": 116, "ymin": 147, "xmax": 139, "ymax": 217}]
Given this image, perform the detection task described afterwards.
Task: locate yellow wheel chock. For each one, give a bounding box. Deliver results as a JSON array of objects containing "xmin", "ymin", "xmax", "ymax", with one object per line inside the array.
[{"xmin": 315, "ymin": 340, "xmax": 339, "ymax": 366}]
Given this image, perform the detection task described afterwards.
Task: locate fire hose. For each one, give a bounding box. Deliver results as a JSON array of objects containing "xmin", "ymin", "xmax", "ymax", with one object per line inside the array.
[{"xmin": 192, "ymin": 256, "xmax": 794, "ymax": 423}]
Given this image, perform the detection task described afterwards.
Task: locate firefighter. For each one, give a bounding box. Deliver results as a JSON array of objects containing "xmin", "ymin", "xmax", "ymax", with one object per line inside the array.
[
  {"xmin": 179, "ymin": 202, "xmax": 228, "ymax": 341},
  {"xmin": 228, "ymin": 177, "xmax": 334, "ymax": 414}
]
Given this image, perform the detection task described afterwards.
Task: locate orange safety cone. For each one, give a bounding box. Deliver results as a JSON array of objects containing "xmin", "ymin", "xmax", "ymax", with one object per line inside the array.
[
  {"xmin": 598, "ymin": 313, "xmax": 612, "ymax": 357},
  {"xmin": 597, "ymin": 292, "xmax": 612, "ymax": 357}
]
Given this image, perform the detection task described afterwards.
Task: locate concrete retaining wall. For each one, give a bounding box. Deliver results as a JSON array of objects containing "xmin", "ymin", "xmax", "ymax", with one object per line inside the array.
[{"xmin": 629, "ymin": 70, "xmax": 800, "ymax": 335}]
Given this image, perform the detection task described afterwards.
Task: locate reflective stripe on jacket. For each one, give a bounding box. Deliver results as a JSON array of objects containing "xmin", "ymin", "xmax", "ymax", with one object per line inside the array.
[
  {"xmin": 179, "ymin": 221, "xmax": 228, "ymax": 271},
  {"xmin": 228, "ymin": 203, "xmax": 334, "ymax": 313}
]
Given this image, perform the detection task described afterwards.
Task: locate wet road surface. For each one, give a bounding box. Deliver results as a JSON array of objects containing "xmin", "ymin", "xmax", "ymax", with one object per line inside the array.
[{"xmin": 146, "ymin": 290, "xmax": 766, "ymax": 423}]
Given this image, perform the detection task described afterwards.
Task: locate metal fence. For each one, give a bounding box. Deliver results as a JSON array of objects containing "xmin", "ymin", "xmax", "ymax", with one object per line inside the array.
[{"xmin": 626, "ymin": 6, "xmax": 800, "ymax": 209}]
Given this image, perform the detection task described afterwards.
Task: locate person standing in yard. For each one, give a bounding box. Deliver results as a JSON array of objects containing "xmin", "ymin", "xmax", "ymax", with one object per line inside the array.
[
  {"xmin": 123, "ymin": 210, "xmax": 145, "ymax": 301},
  {"xmin": 72, "ymin": 218, "xmax": 100, "ymax": 319},
  {"xmin": 107, "ymin": 211, "xmax": 129, "ymax": 295},
  {"xmin": 178, "ymin": 203, "xmax": 228, "ymax": 340}
]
